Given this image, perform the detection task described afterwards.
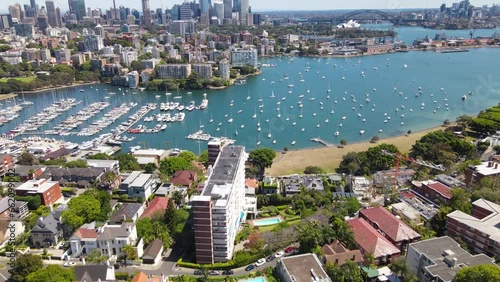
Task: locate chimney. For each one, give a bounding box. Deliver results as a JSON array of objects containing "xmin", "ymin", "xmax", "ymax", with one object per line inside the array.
[
  {"xmin": 122, "ymin": 214, "xmax": 127, "ymax": 221},
  {"xmin": 488, "ymin": 161, "xmax": 493, "ymax": 167},
  {"xmin": 495, "ymin": 164, "xmax": 498, "ymax": 169},
  {"xmin": 352, "ymin": 254, "xmax": 356, "ymax": 260}
]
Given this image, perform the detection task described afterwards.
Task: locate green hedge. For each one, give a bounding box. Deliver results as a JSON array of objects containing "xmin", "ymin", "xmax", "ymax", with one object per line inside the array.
[
  {"xmin": 61, "ymin": 187, "xmax": 76, "ymax": 194},
  {"xmin": 177, "ymin": 251, "xmax": 265, "ymax": 270},
  {"xmin": 115, "ymin": 272, "xmax": 129, "ymax": 280}
]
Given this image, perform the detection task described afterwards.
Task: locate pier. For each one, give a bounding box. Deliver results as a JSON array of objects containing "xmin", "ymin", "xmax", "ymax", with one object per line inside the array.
[{"xmin": 310, "ymin": 137, "xmax": 335, "ymax": 147}]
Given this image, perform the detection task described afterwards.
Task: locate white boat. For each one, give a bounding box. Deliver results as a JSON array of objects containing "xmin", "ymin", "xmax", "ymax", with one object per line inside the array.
[
  {"xmin": 257, "ymin": 140, "xmax": 261, "ymax": 146},
  {"xmin": 174, "ymin": 96, "xmax": 182, "ymax": 99},
  {"xmin": 291, "ymin": 141, "xmax": 296, "ymax": 145},
  {"xmin": 360, "ymin": 130, "xmax": 365, "ymax": 135},
  {"xmin": 241, "ymin": 125, "xmax": 245, "ymax": 128},
  {"xmin": 228, "ymin": 118, "xmax": 233, "ymax": 123},
  {"xmin": 273, "ymin": 140, "xmax": 276, "ymax": 144},
  {"xmin": 462, "ymin": 95, "xmax": 467, "ymax": 101},
  {"xmin": 335, "ymin": 131, "xmax": 339, "ymax": 136},
  {"xmin": 79, "ymin": 89, "xmax": 84, "ymax": 92},
  {"xmin": 155, "ymin": 95, "xmax": 161, "ymax": 98},
  {"xmin": 301, "ymin": 128, "xmax": 305, "ymax": 132}
]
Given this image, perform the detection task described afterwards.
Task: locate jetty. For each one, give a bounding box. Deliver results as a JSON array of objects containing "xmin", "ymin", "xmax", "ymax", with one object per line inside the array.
[{"xmin": 310, "ymin": 137, "xmax": 334, "ymax": 147}]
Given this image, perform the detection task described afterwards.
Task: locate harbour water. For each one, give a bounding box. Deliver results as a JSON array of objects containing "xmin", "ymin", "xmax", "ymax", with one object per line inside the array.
[{"xmin": 2, "ymin": 27, "xmax": 500, "ymax": 153}]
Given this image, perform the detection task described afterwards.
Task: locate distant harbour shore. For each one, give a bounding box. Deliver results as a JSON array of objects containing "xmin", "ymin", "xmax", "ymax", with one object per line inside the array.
[{"xmin": 13, "ymin": 81, "xmax": 99, "ymax": 95}]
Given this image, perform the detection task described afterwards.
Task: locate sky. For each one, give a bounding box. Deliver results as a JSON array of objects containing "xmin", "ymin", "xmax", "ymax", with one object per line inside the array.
[{"xmin": 11, "ymin": 0, "xmax": 495, "ymax": 12}]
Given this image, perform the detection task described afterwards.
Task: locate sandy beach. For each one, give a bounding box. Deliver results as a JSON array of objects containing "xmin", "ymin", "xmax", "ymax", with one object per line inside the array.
[{"xmin": 266, "ymin": 125, "xmax": 447, "ymax": 176}]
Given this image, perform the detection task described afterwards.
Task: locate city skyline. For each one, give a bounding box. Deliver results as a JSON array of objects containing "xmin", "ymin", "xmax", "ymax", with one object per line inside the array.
[{"xmin": 4, "ymin": 0, "xmax": 496, "ymax": 12}]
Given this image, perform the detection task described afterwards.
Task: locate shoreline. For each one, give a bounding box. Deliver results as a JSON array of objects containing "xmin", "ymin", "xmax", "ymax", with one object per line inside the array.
[
  {"xmin": 14, "ymin": 81, "xmax": 99, "ymax": 95},
  {"xmin": 0, "ymin": 93, "xmax": 17, "ymax": 101},
  {"xmin": 266, "ymin": 124, "xmax": 450, "ymax": 176}
]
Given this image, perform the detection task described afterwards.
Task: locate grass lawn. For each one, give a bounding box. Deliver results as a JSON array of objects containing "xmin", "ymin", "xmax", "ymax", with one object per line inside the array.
[{"xmin": 0, "ymin": 76, "xmax": 36, "ymax": 83}]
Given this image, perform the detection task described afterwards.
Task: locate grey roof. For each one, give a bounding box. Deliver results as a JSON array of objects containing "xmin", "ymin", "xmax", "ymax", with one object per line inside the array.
[
  {"xmin": 409, "ymin": 236, "xmax": 495, "ymax": 282},
  {"xmin": 73, "ymin": 265, "xmax": 111, "ymax": 282},
  {"xmin": 12, "ymin": 165, "xmax": 45, "ymax": 176},
  {"xmin": 31, "ymin": 204, "xmax": 68, "ymax": 234},
  {"xmin": 41, "ymin": 167, "xmax": 105, "ymax": 181},
  {"xmin": 97, "ymin": 222, "xmax": 134, "ymax": 241},
  {"xmin": 202, "ymin": 146, "xmax": 244, "ymax": 198},
  {"xmin": 329, "ymin": 174, "xmax": 342, "ymax": 182},
  {"xmin": 303, "ymin": 176, "xmax": 324, "ymax": 191},
  {"xmin": 435, "ymin": 174, "xmax": 464, "ymax": 187},
  {"xmin": 142, "ymin": 238, "xmax": 163, "ymax": 259},
  {"xmin": 109, "ymin": 203, "xmax": 142, "ymax": 223}
]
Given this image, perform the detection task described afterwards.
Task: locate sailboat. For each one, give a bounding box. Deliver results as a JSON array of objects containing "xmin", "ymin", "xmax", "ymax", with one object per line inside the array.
[
  {"xmin": 270, "ymin": 90, "xmax": 275, "ymax": 99},
  {"xmin": 209, "ymin": 114, "xmax": 214, "ymax": 123},
  {"xmin": 252, "ymin": 108, "xmax": 257, "ymax": 119},
  {"xmin": 268, "ymin": 130, "xmax": 272, "ymax": 139},
  {"xmin": 257, "ymin": 136, "xmax": 261, "ymax": 146},
  {"xmin": 327, "ymin": 81, "xmax": 331, "ymax": 93}
]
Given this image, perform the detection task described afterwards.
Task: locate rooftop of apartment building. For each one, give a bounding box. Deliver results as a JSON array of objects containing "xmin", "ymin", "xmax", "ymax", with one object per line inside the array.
[
  {"xmin": 279, "ymin": 253, "xmax": 332, "ymax": 282},
  {"xmin": 409, "ymin": 236, "xmax": 495, "ymax": 282},
  {"xmin": 195, "ymin": 146, "xmax": 245, "ymax": 208},
  {"xmin": 421, "ymin": 180, "xmax": 452, "ymax": 199},
  {"xmin": 447, "ymin": 198, "xmax": 500, "ymax": 242},
  {"xmin": 469, "ymin": 160, "xmax": 500, "ymax": 176}
]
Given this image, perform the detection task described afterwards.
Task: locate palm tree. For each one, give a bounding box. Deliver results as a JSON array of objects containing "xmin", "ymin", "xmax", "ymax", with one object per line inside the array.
[
  {"xmin": 102, "ymin": 171, "xmax": 117, "ymax": 189},
  {"xmin": 389, "ymin": 258, "xmax": 409, "ymax": 282}
]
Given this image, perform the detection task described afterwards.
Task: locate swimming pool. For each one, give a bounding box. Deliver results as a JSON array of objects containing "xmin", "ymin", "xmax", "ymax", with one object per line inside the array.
[
  {"xmin": 252, "ymin": 217, "xmax": 282, "ymax": 226},
  {"xmin": 239, "ymin": 277, "xmax": 266, "ymax": 282}
]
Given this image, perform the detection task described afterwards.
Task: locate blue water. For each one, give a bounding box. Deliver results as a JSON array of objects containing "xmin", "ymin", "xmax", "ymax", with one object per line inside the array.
[
  {"xmin": 253, "ymin": 218, "xmax": 282, "ymax": 226},
  {"xmin": 240, "ymin": 277, "xmax": 266, "ymax": 282},
  {"xmin": 2, "ymin": 26, "xmax": 500, "ymax": 153}
]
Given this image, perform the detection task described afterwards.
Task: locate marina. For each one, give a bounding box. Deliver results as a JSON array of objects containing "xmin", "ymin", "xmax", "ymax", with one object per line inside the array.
[{"xmin": 2, "ymin": 38, "xmax": 500, "ymax": 153}]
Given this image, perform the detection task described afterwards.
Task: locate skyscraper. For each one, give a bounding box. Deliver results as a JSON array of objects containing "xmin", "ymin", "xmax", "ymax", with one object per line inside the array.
[
  {"xmin": 240, "ymin": 0, "xmax": 249, "ymax": 25},
  {"xmin": 8, "ymin": 4, "xmax": 22, "ymax": 21},
  {"xmin": 223, "ymin": 0, "xmax": 232, "ymax": 19},
  {"xmin": 142, "ymin": 0, "xmax": 152, "ymax": 25},
  {"xmin": 179, "ymin": 2, "xmax": 193, "ymax": 20},
  {"xmin": 233, "ymin": 0, "xmax": 241, "ymax": 13},
  {"xmin": 45, "ymin": 1, "xmax": 57, "ymax": 28},
  {"xmin": 214, "ymin": 0, "xmax": 224, "ymax": 23},
  {"xmin": 55, "ymin": 7, "xmax": 62, "ymax": 27},
  {"xmin": 37, "ymin": 6, "xmax": 49, "ymax": 34},
  {"xmin": 71, "ymin": 0, "xmax": 86, "ymax": 21},
  {"xmin": 201, "ymin": 0, "xmax": 210, "ymax": 13}
]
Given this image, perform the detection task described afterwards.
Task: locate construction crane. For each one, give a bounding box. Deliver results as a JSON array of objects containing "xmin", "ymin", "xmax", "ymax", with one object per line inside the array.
[{"xmin": 381, "ymin": 149, "xmax": 445, "ymax": 189}]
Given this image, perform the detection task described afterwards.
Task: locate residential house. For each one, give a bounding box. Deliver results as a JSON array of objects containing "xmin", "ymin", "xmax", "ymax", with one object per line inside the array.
[
  {"xmin": 39, "ymin": 147, "xmax": 73, "ymax": 162},
  {"xmin": 390, "ymin": 202, "xmax": 421, "ymax": 225},
  {"xmin": 0, "ymin": 153, "xmax": 13, "ymax": 176},
  {"xmin": 96, "ymin": 222, "xmax": 139, "ymax": 258},
  {"xmin": 30, "ymin": 204, "xmax": 69, "ymax": 248},
  {"xmin": 142, "ymin": 238, "xmax": 164, "ymax": 265},
  {"xmin": 139, "ymin": 197, "xmax": 169, "ymax": 220},
  {"xmin": 15, "ymin": 178, "xmax": 63, "ymax": 205},
  {"xmin": 321, "ymin": 240, "xmax": 364, "ymax": 266},
  {"xmin": 258, "ymin": 176, "xmax": 280, "ymax": 195},
  {"xmin": 351, "ymin": 176, "xmax": 371, "ymax": 197},
  {"xmin": 280, "ymin": 174, "xmax": 303, "ymax": 196},
  {"xmin": 303, "ymin": 176, "xmax": 324, "ymax": 191},
  {"xmin": 74, "ymin": 264, "xmax": 116, "ymax": 282},
  {"xmin": 276, "ymin": 253, "xmax": 332, "ymax": 282},
  {"xmin": 447, "ymin": 198, "xmax": 500, "ymax": 258},
  {"xmin": 12, "ymin": 165, "xmax": 45, "ymax": 182},
  {"xmin": 245, "ymin": 178, "xmax": 259, "ymax": 195},
  {"xmin": 132, "ymin": 149, "xmax": 166, "ymax": 167},
  {"xmin": 464, "ymin": 160, "xmax": 500, "ymax": 187},
  {"xmin": 347, "ymin": 218, "xmax": 401, "ymax": 265},
  {"xmin": 122, "ymin": 172, "xmax": 156, "ymax": 199},
  {"xmin": 70, "ymin": 222, "xmax": 98, "ymax": 257},
  {"xmin": 0, "ymin": 198, "xmax": 28, "ymax": 243},
  {"xmin": 413, "ymin": 180, "xmax": 452, "ymax": 205},
  {"xmin": 154, "ymin": 183, "xmax": 188, "ymax": 203},
  {"xmin": 108, "ymin": 203, "xmax": 144, "ymax": 225},
  {"xmin": 359, "ymin": 207, "xmax": 421, "ymax": 253},
  {"xmin": 40, "ymin": 167, "xmax": 106, "ymax": 188},
  {"xmin": 132, "ymin": 272, "xmax": 167, "ymax": 282},
  {"xmin": 406, "ymin": 236, "xmax": 496, "ymax": 282},
  {"xmin": 170, "ymin": 170, "xmax": 198, "ymax": 189}
]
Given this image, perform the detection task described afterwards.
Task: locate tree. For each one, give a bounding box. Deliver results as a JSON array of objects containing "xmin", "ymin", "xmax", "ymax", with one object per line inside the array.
[
  {"xmin": 172, "ymin": 191, "xmax": 183, "ymax": 206},
  {"xmin": 304, "ymin": 166, "xmax": 325, "ymax": 174},
  {"xmin": 63, "ymin": 159, "xmax": 88, "ymax": 168},
  {"xmin": 86, "ymin": 249, "xmax": 108, "ymax": 263},
  {"xmin": 198, "ymin": 150, "xmax": 209, "ymax": 166},
  {"xmin": 178, "ymin": 151, "xmax": 197, "ymax": 163},
  {"xmin": 325, "ymin": 260, "xmax": 363, "ymax": 282},
  {"xmin": 370, "ymin": 136, "xmax": 380, "ymax": 143},
  {"xmin": 163, "ymin": 199, "xmax": 179, "ymax": 233},
  {"xmin": 443, "ymin": 119, "xmax": 451, "ymax": 126},
  {"xmin": 159, "ymin": 157, "xmax": 191, "ymax": 176},
  {"xmin": 249, "ymin": 148, "xmax": 276, "ymax": 175},
  {"xmin": 493, "ymin": 145, "xmax": 500, "ymax": 154},
  {"xmin": 430, "ymin": 206, "xmax": 452, "ymax": 236},
  {"xmin": 454, "ymin": 264, "xmax": 500, "ymax": 282},
  {"xmin": 17, "ymin": 152, "xmax": 39, "ymax": 165},
  {"xmin": 340, "ymin": 139, "xmax": 347, "ymax": 146},
  {"xmin": 144, "ymin": 162, "xmax": 157, "ymax": 174},
  {"xmin": 122, "ymin": 244, "xmax": 137, "ymax": 262},
  {"xmin": 87, "ymin": 153, "xmax": 112, "ymax": 160},
  {"xmin": 10, "ymin": 253, "xmax": 43, "ymax": 282},
  {"xmin": 61, "ymin": 210, "xmax": 85, "ymax": 231},
  {"xmin": 115, "ymin": 154, "xmax": 141, "ymax": 172},
  {"xmin": 449, "ymin": 188, "xmax": 472, "ymax": 213},
  {"xmin": 137, "ymin": 217, "xmax": 173, "ymax": 247},
  {"xmin": 63, "ymin": 193, "xmax": 101, "ymax": 228},
  {"xmin": 390, "ymin": 258, "xmax": 411, "ymax": 281},
  {"xmin": 26, "ymin": 265, "xmax": 75, "ymax": 282},
  {"xmin": 456, "ymin": 114, "xmax": 473, "ymax": 131}
]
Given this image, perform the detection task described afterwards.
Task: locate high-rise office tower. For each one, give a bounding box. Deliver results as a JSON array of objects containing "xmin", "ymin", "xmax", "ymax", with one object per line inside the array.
[
  {"xmin": 8, "ymin": 5, "xmax": 22, "ymax": 21},
  {"xmin": 37, "ymin": 6, "xmax": 49, "ymax": 34},
  {"xmin": 214, "ymin": 1, "xmax": 224, "ymax": 23},
  {"xmin": 31, "ymin": 0, "xmax": 37, "ymax": 9},
  {"xmin": 71, "ymin": 0, "xmax": 86, "ymax": 20},
  {"xmin": 240, "ymin": 0, "xmax": 249, "ymax": 25},
  {"xmin": 45, "ymin": 1, "xmax": 57, "ymax": 28},
  {"xmin": 55, "ymin": 7, "xmax": 62, "ymax": 27},
  {"xmin": 223, "ymin": 0, "xmax": 232, "ymax": 19},
  {"xmin": 201, "ymin": 0, "xmax": 210, "ymax": 13},
  {"xmin": 142, "ymin": 0, "xmax": 152, "ymax": 25},
  {"xmin": 233, "ymin": 0, "xmax": 241, "ymax": 13},
  {"xmin": 179, "ymin": 2, "xmax": 193, "ymax": 20}
]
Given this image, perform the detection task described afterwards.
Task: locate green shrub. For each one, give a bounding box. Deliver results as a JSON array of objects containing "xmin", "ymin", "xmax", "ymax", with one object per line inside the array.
[
  {"xmin": 61, "ymin": 187, "xmax": 76, "ymax": 194},
  {"xmin": 115, "ymin": 272, "xmax": 129, "ymax": 280}
]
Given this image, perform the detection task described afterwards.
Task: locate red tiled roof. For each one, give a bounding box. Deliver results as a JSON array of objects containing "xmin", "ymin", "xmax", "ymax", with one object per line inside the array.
[
  {"xmin": 427, "ymin": 182, "xmax": 452, "ymax": 199},
  {"xmin": 170, "ymin": 170, "xmax": 197, "ymax": 186},
  {"xmin": 245, "ymin": 178, "xmax": 259, "ymax": 189},
  {"xmin": 131, "ymin": 272, "xmax": 148, "ymax": 282},
  {"xmin": 74, "ymin": 227, "xmax": 98, "ymax": 239},
  {"xmin": 399, "ymin": 191, "xmax": 416, "ymax": 199},
  {"xmin": 347, "ymin": 218, "xmax": 400, "ymax": 258},
  {"xmin": 140, "ymin": 197, "xmax": 169, "ymax": 219},
  {"xmin": 359, "ymin": 207, "xmax": 420, "ymax": 243}
]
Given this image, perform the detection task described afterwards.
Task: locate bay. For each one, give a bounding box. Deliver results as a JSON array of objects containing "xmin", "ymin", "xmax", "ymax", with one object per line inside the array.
[{"xmin": 2, "ymin": 27, "xmax": 500, "ymax": 154}]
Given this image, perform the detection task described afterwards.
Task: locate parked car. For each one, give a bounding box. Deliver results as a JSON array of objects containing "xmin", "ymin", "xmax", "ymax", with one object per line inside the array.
[
  {"xmin": 255, "ymin": 258, "xmax": 266, "ymax": 267},
  {"xmin": 113, "ymin": 263, "xmax": 120, "ymax": 269},
  {"xmin": 193, "ymin": 269, "xmax": 203, "ymax": 275},
  {"xmin": 222, "ymin": 270, "xmax": 234, "ymax": 275},
  {"xmin": 266, "ymin": 255, "xmax": 275, "ymax": 262},
  {"xmin": 63, "ymin": 262, "xmax": 75, "ymax": 267},
  {"xmin": 245, "ymin": 265, "xmax": 255, "ymax": 271},
  {"xmin": 275, "ymin": 251, "xmax": 285, "ymax": 258},
  {"xmin": 62, "ymin": 193, "xmax": 72, "ymax": 198},
  {"xmin": 209, "ymin": 270, "xmax": 220, "ymax": 275},
  {"xmin": 284, "ymin": 246, "xmax": 296, "ymax": 253}
]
